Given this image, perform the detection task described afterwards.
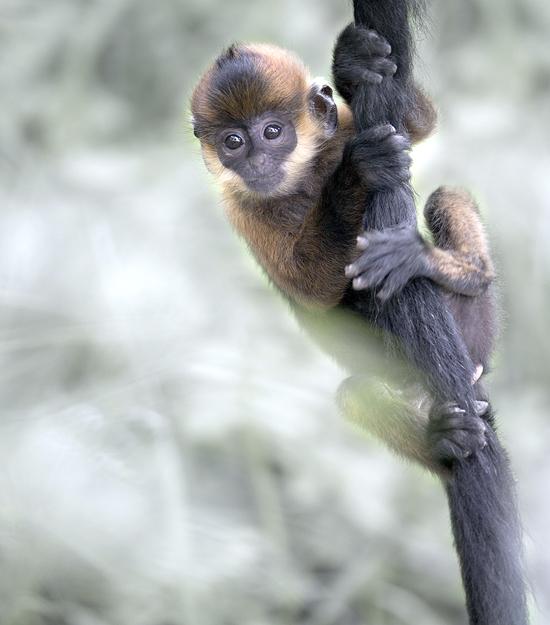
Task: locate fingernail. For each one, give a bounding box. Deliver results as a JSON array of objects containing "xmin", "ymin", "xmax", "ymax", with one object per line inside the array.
[
  {"xmin": 472, "ymin": 364, "xmax": 484, "ymax": 384},
  {"xmin": 357, "ymin": 236, "xmax": 368, "ymax": 249},
  {"xmin": 345, "ymin": 264, "xmax": 355, "ymax": 277},
  {"xmin": 353, "ymin": 277, "xmax": 365, "ymax": 290}
]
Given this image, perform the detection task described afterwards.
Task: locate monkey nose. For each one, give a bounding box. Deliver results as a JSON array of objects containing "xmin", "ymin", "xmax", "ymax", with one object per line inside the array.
[{"xmin": 249, "ymin": 153, "xmax": 267, "ymax": 169}]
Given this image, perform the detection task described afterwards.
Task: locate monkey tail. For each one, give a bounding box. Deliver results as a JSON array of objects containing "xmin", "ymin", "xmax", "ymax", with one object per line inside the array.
[
  {"xmin": 350, "ymin": 1, "xmax": 529, "ymax": 621},
  {"xmin": 351, "ymin": 281, "xmax": 530, "ymax": 625},
  {"xmin": 445, "ymin": 418, "xmax": 529, "ymax": 625},
  {"xmin": 353, "ymin": 0, "xmax": 425, "ymax": 73}
]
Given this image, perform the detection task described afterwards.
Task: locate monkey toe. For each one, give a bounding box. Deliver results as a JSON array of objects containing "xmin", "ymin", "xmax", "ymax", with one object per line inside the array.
[
  {"xmin": 474, "ymin": 399, "xmax": 489, "ymax": 417},
  {"xmin": 428, "ymin": 401, "xmax": 488, "ymax": 463},
  {"xmin": 429, "ymin": 426, "xmax": 487, "ymax": 463}
]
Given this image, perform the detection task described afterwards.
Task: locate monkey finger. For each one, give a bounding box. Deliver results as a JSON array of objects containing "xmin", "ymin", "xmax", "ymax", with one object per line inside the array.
[
  {"xmin": 395, "ymin": 166, "xmax": 412, "ymax": 182},
  {"xmin": 361, "ymin": 69, "xmax": 384, "ymax": 85},
  {"xmin": 356, "ymin": 235, "xmax": 369, "ymax": 250},
  {"xmin": 431, "ymin": 430, "xmax": 487, "ymax": 461},
  {"xmin": 345, "ymin": 245, "xmax": 397, "ymax": 278},
  {"xmin": 350, "ymin": 229, "xmax": 416, "ymax": 263},
  {"xmin": 359, "ymin": 229, "xmax": 423, "ymax": 279},
  {"xmin": 348, "ymin": 253, "xmax": 398, "ymax": 289},
  {"xmin": 336, "ymin": 66, "xmax": 382, "ymax": 86},
  {"xmin": 358, "ymin": 28, "xmax": 393, "ymax": 56},
  {"xmin": 350, "ymin": 256, "xmax": 401, "ymax": 290},
  {"xmin": 385, "ymin": 133, "xmax": 412, "ymax": 152},
  {"xmin": 434, "ymin": 401, "xmax": 466, "ymax": 416},
  {"xmin": 474, "ymin": 400, "xmax": 489, "ymax": 418},
  {"xmin": 352, "ymin": 271, "xmax": 388, "ymax": 291},
  {"xmin": 358, "ymin": 225, "xmax": 413, "ymax": 244},
  {"xmin": 432, "ymin": 414, "xmax": 487, "ymax": 434},
  {"xmin": 358, "ymin": 124, "xmax": 397, "ymax": 143},
  {"xmin": 472, "ymin": 364, "xmax": 484, "ymax": 384},
  {"xmin": 431, "ymin": 438, "xmax": 467, "ymax": 463},
  {"xmin": 369, "ymin": 57, "xmax": 398, "ymax": 76},
  {"xmin": 376, "ymin": 267, "xmax": 413, "ymax": 301},
  {"xmin": 444, "ymin": 429, "xmax": 479, "ymax": 450}
]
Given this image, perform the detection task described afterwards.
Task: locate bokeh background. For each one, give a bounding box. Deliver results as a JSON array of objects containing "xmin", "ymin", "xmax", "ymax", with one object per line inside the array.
[{"xmin": 1, "ymin": 1, "xmax": 549, "ymax": 624}]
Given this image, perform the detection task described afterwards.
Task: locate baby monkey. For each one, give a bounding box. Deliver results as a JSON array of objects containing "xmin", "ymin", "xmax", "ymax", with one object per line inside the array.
[{"xmin": 191, "ymin": 27, "xmax": 496, "ymax": 472}]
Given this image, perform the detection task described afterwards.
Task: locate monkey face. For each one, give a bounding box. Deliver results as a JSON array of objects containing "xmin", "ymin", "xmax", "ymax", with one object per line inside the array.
[
  {"xmin": 191, "ymin": 43, "xmax": 340, "ymax": 197},
  {"xmin": 213, "ymin": 112, "xmax": 297, "ymax": 195}
]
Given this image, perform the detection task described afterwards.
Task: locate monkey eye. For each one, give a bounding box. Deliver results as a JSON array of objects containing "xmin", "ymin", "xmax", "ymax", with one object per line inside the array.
[
  {"xmin": 263, "ymin": 124, "xmax": 282, "ymax": 140},
  {"xmin": 224, "ymin": 133, "xmax": 244, "ymax": 150}
]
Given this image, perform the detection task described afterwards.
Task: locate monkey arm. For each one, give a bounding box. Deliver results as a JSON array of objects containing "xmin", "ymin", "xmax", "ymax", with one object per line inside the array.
[
  {"xmin": 286, "ymin": 160, "xmax": 366, "ymax": 308},
  {"xmin": 332, "ymin": 24, "xmax": 436, "ymax": 144},
  {"xmin": 289, "ymin": 124, "xmax": 412, "ymax": 308}
]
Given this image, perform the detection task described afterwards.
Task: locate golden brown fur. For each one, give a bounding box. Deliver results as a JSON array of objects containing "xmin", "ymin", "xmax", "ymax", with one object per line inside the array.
[
  {"xmin": 223, "ymin": 104, "xmax": 359, "ymax": 308},
  {"xmin": 192, "ymin": 43, "xmax": 492, "ymax": 311},
  {"xmin": 191, "ymin": 44, "xmax": 308, "ymax": 131},
  {"xmin": 405, "ymin": 86, "xmax": 438, "ymax": 144},
  {"xmin": 425, "ymin": 187, "xmax": 495, "ymax": 296}
]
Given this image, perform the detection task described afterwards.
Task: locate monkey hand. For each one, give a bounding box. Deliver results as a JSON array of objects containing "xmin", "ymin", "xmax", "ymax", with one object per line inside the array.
[
  {"xmin": 345, "ymin": 225, "xmax": 429, "ymax": 299},
  {"xmin": 333, "ymin": 23, "xmax": 397, "ymax": 102},
  {"xmin": 428, "ymin": 400, "xmax": 489, "ymax": 465},
  {"xmin": 346, "ymin": 124, "xmax": 411, "ymax": 192}
]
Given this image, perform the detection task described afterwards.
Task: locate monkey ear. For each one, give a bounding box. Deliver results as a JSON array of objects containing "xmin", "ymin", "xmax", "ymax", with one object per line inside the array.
[
  {"xmin": 190, "ymin": 115, "xmax": 201, "ymax": 139},
  {"xmin": 308, "ymin": 82, "xmax": 338, "ymax": 136}
]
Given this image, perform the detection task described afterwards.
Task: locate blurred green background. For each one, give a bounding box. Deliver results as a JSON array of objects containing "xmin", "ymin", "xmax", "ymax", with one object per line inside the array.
[{"xmin": 0, "ymin": 1, "xmax": 549, "ymax": 624}]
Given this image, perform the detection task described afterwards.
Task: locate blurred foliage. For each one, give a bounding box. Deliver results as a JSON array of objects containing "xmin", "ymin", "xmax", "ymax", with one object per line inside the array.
[{"xmin": 0, "ymin": 1, "xmax": 549, "ymax": 624}]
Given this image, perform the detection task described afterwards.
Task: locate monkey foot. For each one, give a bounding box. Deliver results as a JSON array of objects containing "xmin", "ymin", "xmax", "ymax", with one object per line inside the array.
[{"xmin": 428, "ymin": 400, "xmax": 489, "ymax": 464}]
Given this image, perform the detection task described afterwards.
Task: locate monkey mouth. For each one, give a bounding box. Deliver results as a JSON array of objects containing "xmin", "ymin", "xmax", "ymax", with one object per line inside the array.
[{"xmin": 244, "ymin": 173, "xmax": 284, "ymax": 194}]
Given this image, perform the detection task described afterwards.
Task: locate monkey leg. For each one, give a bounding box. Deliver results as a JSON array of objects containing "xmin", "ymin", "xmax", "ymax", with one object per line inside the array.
[
  {"xmin": 337, "ymin": 375, "xmax": 435, "ymax": 469},
  {"xmin": 423, "ymin": 186, "xmax": 495, "ymax": 296},
  {"xmin": 337, "ymin": 375, "xmax": 489, "ymax": 476},
  {"xmin": 424, "ymin": 186, "xmax": 498, "ymax": 368},
  {"xmin": 346, "ymin": 187, "xmax": 496, "ymax": 301}
]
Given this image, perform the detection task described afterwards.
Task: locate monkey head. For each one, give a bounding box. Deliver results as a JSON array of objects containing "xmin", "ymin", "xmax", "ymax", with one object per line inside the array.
[{"xmin": 191, "ymin": 43, "xmax": 338, "ymax": 196}]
